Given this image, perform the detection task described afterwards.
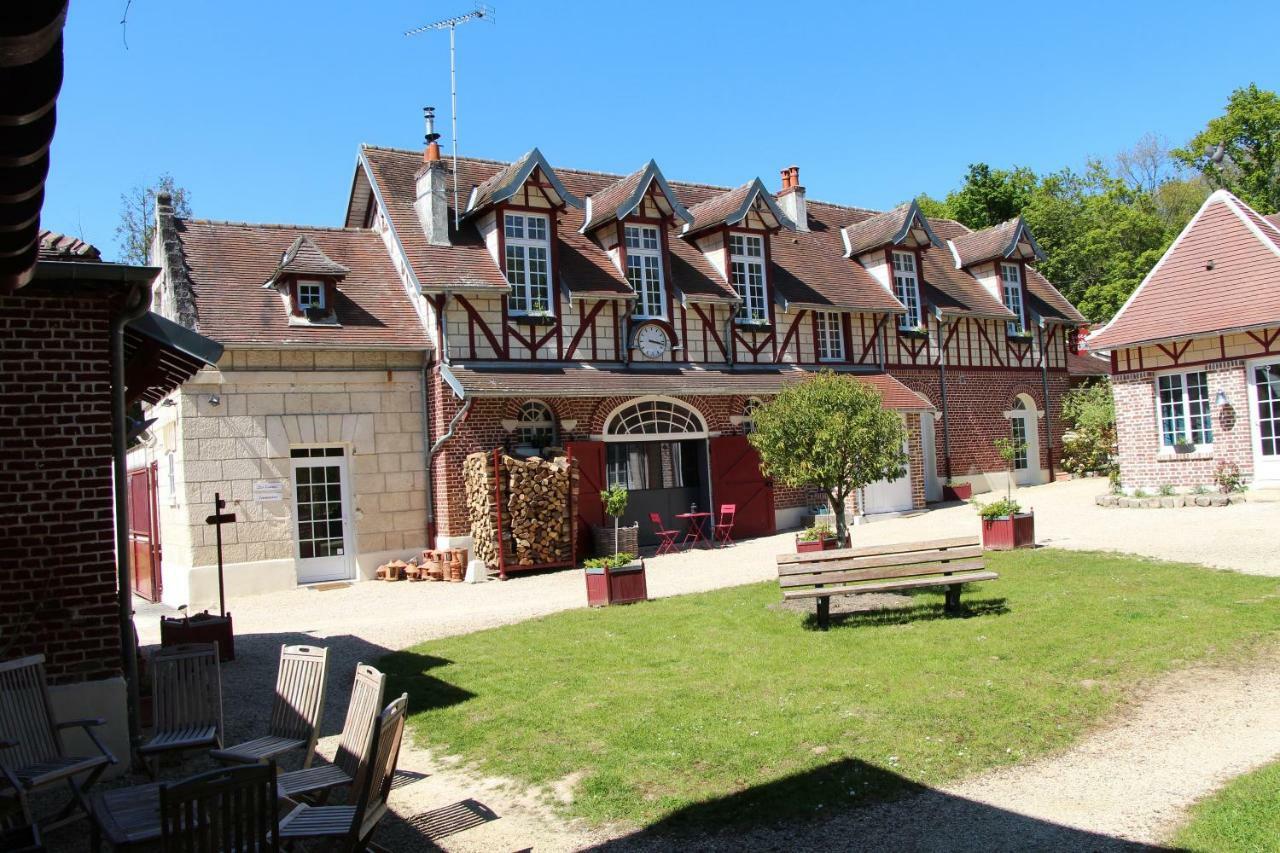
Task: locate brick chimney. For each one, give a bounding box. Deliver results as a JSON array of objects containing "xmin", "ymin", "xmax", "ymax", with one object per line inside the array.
[
  {"xmin": 414, "ymin": 106, "xmax": 451, "ymax": 247},
  {"xmin": 776, "ymin": 165, "xmax": 808, "ymax": 232}
]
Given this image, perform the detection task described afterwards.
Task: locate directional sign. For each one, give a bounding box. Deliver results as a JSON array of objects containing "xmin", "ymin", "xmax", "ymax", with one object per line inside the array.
[{"xmin": 205, "ymin": 513, "xmax": 237, "ymax": 525}]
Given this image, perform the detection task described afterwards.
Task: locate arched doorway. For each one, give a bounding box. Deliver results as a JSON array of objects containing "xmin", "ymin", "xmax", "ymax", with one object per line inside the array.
[{"xmin": 1005, "ymin": 394, "xmax": 1042, "ymax": 486}]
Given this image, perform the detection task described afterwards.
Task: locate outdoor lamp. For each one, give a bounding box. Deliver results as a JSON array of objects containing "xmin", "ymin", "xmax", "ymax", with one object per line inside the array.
[{"xmin": 1215, "ymin": 389, "xmax": 1229, "ymax": 407}]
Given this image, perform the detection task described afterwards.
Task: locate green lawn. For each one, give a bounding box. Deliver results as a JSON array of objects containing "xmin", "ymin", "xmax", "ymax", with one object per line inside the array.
[
  {"xmin": 381, "ymin": 549, "xmax": 1280, "ymax": 829},
  {"xmin": 1174, "ymin": 760, "xmax": 1280, "ymax": 852}
]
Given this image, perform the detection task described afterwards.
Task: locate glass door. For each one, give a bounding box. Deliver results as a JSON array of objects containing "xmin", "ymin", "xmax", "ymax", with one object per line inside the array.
[
  {"xmin": 291, "ymin": 447, "xmax": 354, "ymax": 583},
  {"xmin": 1250, "ymin": 361, "xmax": 1280, "ymax": 483}
]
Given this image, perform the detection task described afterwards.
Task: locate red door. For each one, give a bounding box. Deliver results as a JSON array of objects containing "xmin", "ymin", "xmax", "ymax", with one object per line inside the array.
[
  {"xmin": 127, "ymin": 463, "xmax": 162, "ymax": 602},
  {"xmin": 567, "ymin": 441, "xmax": 606, "ymax": 560},
  {"xmin": 709, "ymin": 435, "xmax": 775, "ymax": 539}
]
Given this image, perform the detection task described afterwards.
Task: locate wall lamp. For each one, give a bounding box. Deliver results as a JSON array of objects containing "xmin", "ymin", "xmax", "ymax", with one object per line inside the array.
[
  {"xmin": 1215, "ymin": 389, "xmax": 1229, "ymax": 408},
  {"xmin": 208, "ymin": 394, "xmax": 221, "ymax": 407}
]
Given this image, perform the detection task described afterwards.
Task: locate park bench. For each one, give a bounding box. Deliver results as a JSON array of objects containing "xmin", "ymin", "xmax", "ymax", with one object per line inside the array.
[{"xmin": 775, "ymin": 536, "xmax": 997, "ymax": 630}]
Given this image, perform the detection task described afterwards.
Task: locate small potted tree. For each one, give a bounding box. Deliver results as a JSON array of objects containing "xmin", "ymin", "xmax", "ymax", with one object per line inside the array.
[
  {"xmin": 974, "ymin": 437, "xmax": 1034, "ymax": 549},
  {"xmin": 584, "ymin": 484, "xmax": 648, "ymax": 606},
  {"xmin": 795, "ymin": 521, "xmax": 838, "ymax": 553}
]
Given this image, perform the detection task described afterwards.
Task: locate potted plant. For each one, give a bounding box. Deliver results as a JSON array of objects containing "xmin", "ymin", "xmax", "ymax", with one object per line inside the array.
[
  {"xmin": 973, "ymin": 496, "xmax": 1035, "ymax": 549},
  {"xmin": 584, "ymin": 484, "xmax": 647, "ymax": 606},
  {"xmin": 795, "ymin": 522, "xmax": 838, "ymax": 553},
  {"xmin": 1174, "ymin": 435, "xmax": 1196, "ymax": 454},
  {"xmin": 900, "ymin": 324, "xmax": 928, "ymax": 338},
  {"xmin": 523, "ymin": 299, "xmax": 555, "ymax": 325},
  {"xmin": 942, "ymin": 479, "xmax": 972, "ymax": 501}
]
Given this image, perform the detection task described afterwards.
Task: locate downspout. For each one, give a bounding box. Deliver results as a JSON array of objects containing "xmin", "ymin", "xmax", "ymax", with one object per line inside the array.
[
  {"xmin": 423, "ymin": 363, "xmax": 473, "ymax": 547},
  {"xmin": 111, "ymin": 281, "xmax": 150, "ymax": 760},
  {"xmin": 936, "ymin": 311, "xmax": 952, "ymax": 480},
  {"xmin": 1038, "ymin": 320, "xmax": 1056, "ymax": 480}
]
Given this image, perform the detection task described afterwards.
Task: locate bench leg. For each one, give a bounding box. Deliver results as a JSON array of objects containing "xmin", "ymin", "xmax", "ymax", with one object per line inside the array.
[
  {"xmin": 945, "ymin": 584, "xmax": 961, "ymax": 614},
  {"xmin": 816, "ymin": 596, "xmax": 830, "ymax": 630}
]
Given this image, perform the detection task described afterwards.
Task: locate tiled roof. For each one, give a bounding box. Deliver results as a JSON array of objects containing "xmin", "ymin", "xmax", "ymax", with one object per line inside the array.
[
  {"xmin": 581, "ymin": 160, "xmax": 691, "ymax": 232},
  {"xmin": 1088, "ymin": 190, "xmax": 1280, "ymax": 350},
  {"xmin": 173, "ymin": 219, "xmax": 430, "ymax": 349},
  {"xmin": 1067, "ymin": 351, "xmax": 1110, "ymax": 377},
  {"xmin": 268, "ymin": 235, "xmax": 350, "ymax": 283},
  {"xmin": 443, "ymin": 363, "xmax": 934, "ymax": 410},
  {"xmin": 682, "ymin": 178, "xmax": 787, "ymax": 236},
  {"xmin": 463, "ymin": 147, "xmax": 581, "ymax": 215},
  {"xmin": 840, "ymin": 201, "xmax": 941, "ymax": 258},
  {"xmin": 950, "ymin": 217, "xmax": 1045, "ymax": 268},
  {"xmin": 38, "ymin": 230, "xmax": 101, "ymax": 262}
]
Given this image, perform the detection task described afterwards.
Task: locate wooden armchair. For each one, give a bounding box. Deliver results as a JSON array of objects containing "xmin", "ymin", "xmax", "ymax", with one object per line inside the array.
[
  {"xmin": 277, "ymin": 663, "xmax": 385, "ymax": 801},
  {"xmin": 0, "ymin": 654, "xmax": 117, "ymax": 832},
  {"xmin": 278, "ymin": 694, "xmax": 408, "ymax": 851},
  {"xmin": 159, "ymin": 762, "xmax": 280, "ymax": 852},
  {"xmin": 212, "ymin": 645, "xmax": 328, "ymax": 768},
  {"xmin": 138, "ymin": 643, "xmax": 222, "ymax": 777}
]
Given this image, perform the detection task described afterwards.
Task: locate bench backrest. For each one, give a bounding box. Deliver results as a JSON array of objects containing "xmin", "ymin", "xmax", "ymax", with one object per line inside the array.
[{"xmin": 776, "ymin": 536, "xmax": 983, "ymax": 590}]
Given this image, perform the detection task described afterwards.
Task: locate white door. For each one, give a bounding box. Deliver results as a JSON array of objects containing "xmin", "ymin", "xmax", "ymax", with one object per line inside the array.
[
  {"xmin": 1009, "ymin": 397, "xmax": 1040, "ymax": 486},
  {"xmin": 292, "ymin": 447, "xmax": 354, "ymax": 584},
  {"xmin": 862, "ymin": 437, "xmax": 914, "ymax": 514},
  {"xmin": 1249, "ymin": 360, "xmax": 1280, "ymax": 484},
  {"xmin": 920, "ymin": 412, "xmax": 941, "ymax": 502}
]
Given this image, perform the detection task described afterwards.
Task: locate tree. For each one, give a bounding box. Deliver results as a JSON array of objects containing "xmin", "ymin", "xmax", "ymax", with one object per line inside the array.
[
  {"xmin": 1059, "ymin": 380, "xmax": 1117, "ymax": 481},
  {"xmin": 748, "ymin": 372, "xmax": 906, "ymax": 545},
  {"xmin": 935, "ymin": 163, "xmax": 1038, "ymax": 230},
  {"xmin": 1174, "ymin": 83, "xmax": 1280, "ymax": 214},
  {"xmin": 115, "ymin": 174, "xmax": 191, "ymax": 265},
  {"xmin": 602, "ymin": 483, "xmax": 628, "ymax": 557}
]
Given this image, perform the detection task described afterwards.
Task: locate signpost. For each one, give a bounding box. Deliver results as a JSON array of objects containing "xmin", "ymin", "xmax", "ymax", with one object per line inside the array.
[
  {"xmin": 205, "ymin": 492, "xmax": 236, "ymax": 617},
  {"xmin": 160, "ymin": 492, "xmax": 237, "ymax": 660}
]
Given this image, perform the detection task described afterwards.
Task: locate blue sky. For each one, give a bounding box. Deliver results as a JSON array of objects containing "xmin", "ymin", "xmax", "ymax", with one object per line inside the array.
[{"xmin": 46, "ymin": 1, "xmax": 1280, "ymax": 261}]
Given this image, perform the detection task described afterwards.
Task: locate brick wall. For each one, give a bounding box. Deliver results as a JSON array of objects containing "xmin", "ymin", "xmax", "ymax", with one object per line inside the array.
[
  {"xmin": 0, "ymin": 290, "xmax": 121, "ymax": 684},
  {"xmin": 1112, "ymin": 360, "xmax": 1253, "ymax": 490}
]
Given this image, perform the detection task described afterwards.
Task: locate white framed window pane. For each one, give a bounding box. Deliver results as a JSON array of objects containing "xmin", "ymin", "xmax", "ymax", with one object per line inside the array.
[
  {"xmin": 1185, "ymin": 372, "xmax": 1212, "ymax": 444},
  {"xmin": 817, "ymin": 312, "xmax": 843, "ymax": 360},
  {"xmin": 527, "ymin": 215, "xmax": 548, "ymax": 241},
  {"xmin": 1158, "ymin": 374, "xmax": 1187, "ymax": 447},
  {"xmin": 298, "ymin": 282, "xmax": 324, "ymax": 309},
  {"xmin": 1002, "ymin": 263, "xmax": 1024, "ymax": 333},
  {"xmin": 504, "ymin": 214, "xmax": 524, "ymax": 238}
]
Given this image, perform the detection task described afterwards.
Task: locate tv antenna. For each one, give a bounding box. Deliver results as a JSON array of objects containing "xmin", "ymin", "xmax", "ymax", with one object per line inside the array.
[{"xmin": 406, "ymin": 5, "xmax": 495, "ymax": 227}]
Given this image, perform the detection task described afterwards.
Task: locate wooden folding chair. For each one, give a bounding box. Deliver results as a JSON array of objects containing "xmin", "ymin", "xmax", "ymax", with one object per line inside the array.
[
  {"xmin": 159, "ymin": 761, "xmax": 279, "ymax": 852},
  {"xmin": 212, "ymin": 645, "xmax": 328, "ymax": 768},
  {"xmin": 138, "ymin": 643, "xmax": 222, "ymax": 778},
  {"xmin": 648, "ymin": 513, "xmax": 680, "ymax": 557},
  {"xmin": 714, "ymin": 504, "xmax": 737, "ymax": 547},
  {"xmin": 0, "ymin": 654, "xmax": 116, "ymax": 832},
  {"xmin": 278, "ymin": 695, "xmax": 408, "ymax": 852},
  {"xmin": 277, "ymin": 664, "xmax": 385, "ymax": 802}
]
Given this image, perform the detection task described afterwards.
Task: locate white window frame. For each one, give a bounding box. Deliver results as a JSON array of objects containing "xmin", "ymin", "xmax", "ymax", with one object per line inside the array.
[
  {"xmin": 1001, "ymin": 262, "xmax": 1025, "ymax": 335},
  {"xmin": 504, "ymin": 212, "xmax": 552, "ymax": 316},
  {"xmin": 297, "ymin": 280, "xmax": 325, "ymax": 310},
  {"xmin": 815, "ymin": 311, "xmax": 845, "ymax": 362},
  {"xmin": 514, "ymin": 399, "xmax": 556, "ymax": 448},
  {"xmin": 729, "ymin": 232, "xmax": 768, "ymax": 324},
  {"xmin": 892, "ymin": 251, "xmax": 922, "ymax": 330},
  {"xmin": 625, "ymin": 224, "xmax": 666, "ymax": 320},
  {"xmin": 1155, "ymin": 369, "xmax": 1214, "ymax": 452}
]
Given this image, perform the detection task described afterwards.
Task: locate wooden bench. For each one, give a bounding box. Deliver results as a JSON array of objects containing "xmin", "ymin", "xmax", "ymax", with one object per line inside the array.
[{"xmin": 776, "ymin": 536, "xmax": 997, "ymax": 630}]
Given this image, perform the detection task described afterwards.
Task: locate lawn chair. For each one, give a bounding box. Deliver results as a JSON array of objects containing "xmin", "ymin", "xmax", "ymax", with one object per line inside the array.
[
  {"xmin": 714, "ymin": 504, "xmax": 736, "ymax": 548},
  {"xmin": 138, "ymin": 643, "xmax": 222, "ymax": 778},
  {"xmin": 0, "ymin": 654, "xmax": 116, "ymax": 832},
  {"xmin": 159, "ymin": 762, "xmax": 279, "ymax": 852},
  {"xmin": 211, "ymin": 645, "xmax": 328, "ymax": 768},
  {"xmin": 276, "ymin": 664, "xmax": 385, "ymax": 802},
  {"xmin": 648, "ymin": 513, "xmax": 680, "ymax": 557},
  {"xmin": 278, "ymin": 695, "xmax": 407, "ymax": 851}
]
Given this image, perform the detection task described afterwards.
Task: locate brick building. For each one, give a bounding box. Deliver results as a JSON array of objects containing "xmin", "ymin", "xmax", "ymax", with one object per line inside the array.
[
  {"xmin": 145, "ymin": 124, "xmax": 1085, "ymax": 586},
  {"xmin": 1088, "ymin": 189, "xmax": 1280, "ymax": 491}
]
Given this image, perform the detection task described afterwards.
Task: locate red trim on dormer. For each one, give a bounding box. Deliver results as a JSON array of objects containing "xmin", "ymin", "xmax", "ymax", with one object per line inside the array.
[{"xmin": 287, "ymin": 279, "xmax": 303, "ymax": 317}]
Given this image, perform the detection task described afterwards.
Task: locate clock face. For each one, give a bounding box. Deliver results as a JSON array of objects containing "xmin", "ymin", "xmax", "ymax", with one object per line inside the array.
[{"xmin": 635, "ymin": 323, "xmax": 670, "ymax": 359}]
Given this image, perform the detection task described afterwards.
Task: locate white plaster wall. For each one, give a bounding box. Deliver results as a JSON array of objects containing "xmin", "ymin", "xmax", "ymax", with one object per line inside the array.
[{"xmin": 49, "ymin": 676, "xmax": 129, "ymax": 780}]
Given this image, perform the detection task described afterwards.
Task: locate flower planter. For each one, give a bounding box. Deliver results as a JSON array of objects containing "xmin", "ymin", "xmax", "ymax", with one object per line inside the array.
[
  {"xmin": 159, "ymin": 611, "xmax": 235, "ymax": 661},
  {"xmin": 981, "ymin": 511, "xmax": 1035, "ymax": 550},
  {"xmin": 796, "ymin": 536, "xmax": 839, "ymax": 553},
  {"xmin": 584, "ymin": 559, "xmax": 648, "ymax": 607},
  {"xmin": 943, "ymin": 483, "xmax": 973, "ymax": 501}
]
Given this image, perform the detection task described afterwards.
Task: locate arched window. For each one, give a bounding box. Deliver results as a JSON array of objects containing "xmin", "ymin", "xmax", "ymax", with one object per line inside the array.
[
  {"xmin": 605, "ymin": 398, "xmax": 706, "ymax": 438},
  {"xmin": 515, "ymin": 400, "xmax": 555, "ymax": 448},
  {"xmin": 741, "ymin": 396, "xmax": 763, "ymax": 435}
]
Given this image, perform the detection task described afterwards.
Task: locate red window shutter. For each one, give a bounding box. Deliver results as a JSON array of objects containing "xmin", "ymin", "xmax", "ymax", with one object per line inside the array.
[{"xmin": 287, "ymin": 278, "xmax": 303, "ymax": 316}]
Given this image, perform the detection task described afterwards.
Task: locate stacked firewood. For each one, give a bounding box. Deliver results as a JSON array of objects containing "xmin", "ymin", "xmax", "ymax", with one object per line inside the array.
[{"xmin": 464, "ymin": 451, "xmax": 579, "ymax": 569}]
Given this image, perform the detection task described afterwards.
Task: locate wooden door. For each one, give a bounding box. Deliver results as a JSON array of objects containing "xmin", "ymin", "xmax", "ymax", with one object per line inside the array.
[
  {"xmin": 708, "ymin": 435, "xmax": 775, "ymax": 539},
  {"xmin": 127, "ymin": 462, "xmax": 162, "ymax": 601},
  {"xmin": 567, "ymin": 441, "xmax": 606, "ymax": 558}
]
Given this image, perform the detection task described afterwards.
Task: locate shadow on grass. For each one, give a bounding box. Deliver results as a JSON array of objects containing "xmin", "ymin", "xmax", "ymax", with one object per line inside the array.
[
  {"xmin": 799, "ymin": 597, "xmax": 1011, "ymax": 631},
  {"xmin": 379, "ymin": 650, "xmax": 477, "ymax": 716},
  {"xmin": 586, "ymin": 758, "xmax": 1164, "ymax": 851}
]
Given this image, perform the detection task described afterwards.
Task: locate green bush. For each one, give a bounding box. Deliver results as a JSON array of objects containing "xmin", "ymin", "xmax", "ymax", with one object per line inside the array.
[
  {"xmin": 583, "ymin": 552, "xmax": 636, "ymax": 570},
  {"xmin": 972, "ymin": 496, "xmax": 1022, "ymax": 520},
  {"xmin": 1060, "ymin": 381, "xmax": 1117, "ymax": 477}
]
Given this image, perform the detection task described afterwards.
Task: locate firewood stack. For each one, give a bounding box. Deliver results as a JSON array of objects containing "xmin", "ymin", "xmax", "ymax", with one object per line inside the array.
[{"xmin": 464, "ymin": 451, "xmax": 579, "ymax": 570}]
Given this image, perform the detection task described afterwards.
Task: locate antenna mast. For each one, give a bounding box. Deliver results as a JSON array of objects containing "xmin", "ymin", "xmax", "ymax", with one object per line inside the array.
[{"xmin": 406, "ymin": 5, "xmax": 494, "ymax": 227}]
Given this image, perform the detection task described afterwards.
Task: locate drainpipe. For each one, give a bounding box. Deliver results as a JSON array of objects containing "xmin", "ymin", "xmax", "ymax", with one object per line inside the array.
[
  {"xmin": 1038, "ymin": 320, "xmax": 1056, "ymax": 480},
  {"xmin": 423, "ymin": 369, "xmax": 472, "ymax": 548},
  {"xmin": 111, "ymin": 281, "xmax": 150, "ymax": 760},
  {"xmin": 725, "ymin": 305, "xmax": 736, "ymax": 366},
  {"xmin": 937, "ymin": 312, "xmax": 953, "ymax": 480}
]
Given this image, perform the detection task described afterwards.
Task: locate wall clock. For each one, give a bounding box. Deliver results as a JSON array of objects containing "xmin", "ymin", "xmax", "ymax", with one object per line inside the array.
[{"xmin": 634, "ymin": 323, "xmax": 670, "ymax": 359}]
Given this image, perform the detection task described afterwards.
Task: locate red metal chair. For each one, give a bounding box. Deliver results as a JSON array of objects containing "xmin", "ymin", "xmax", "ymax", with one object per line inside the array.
[
  {"xmin": 649, "ymin": 513, "xmax": 680, "ymax": 556},
  {"xmin": 714, "ymin": 504, "xmax": 736, "ymax": 547}
]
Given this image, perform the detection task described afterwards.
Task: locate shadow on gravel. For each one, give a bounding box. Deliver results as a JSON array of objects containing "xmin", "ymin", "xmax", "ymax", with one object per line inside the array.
[{"xmin": 587, "ymin": 758, "xmax": 1167, "ymax": 852}]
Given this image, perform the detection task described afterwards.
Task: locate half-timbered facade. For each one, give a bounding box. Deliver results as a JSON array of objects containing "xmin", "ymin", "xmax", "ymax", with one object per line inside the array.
[{"xmin": 1088, "ymin": 189, "xmax": 1280, "ymax": 491}]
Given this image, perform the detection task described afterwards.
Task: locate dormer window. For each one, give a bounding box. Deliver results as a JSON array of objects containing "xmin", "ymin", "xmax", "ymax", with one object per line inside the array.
[
  {"xmin": 504, "ymin": 213, "xmax": 552, "ymax": 315},
  {"xmin": 816, "ymin": 312, "xmax": 845, "ymax": 361},
  {"xmin": 1001, "ymin": 262, "xmax": 1025, "ymax": 334},
  {"xmin": 729, "ymin": 233, "xmax": 768, "ymax": 323},
  {"xmin": 624, "ymin": 225, "xmax": 665, "ymax": 319},
  {"xmin": 263, "ymin": 235, "xmax": 348, "ymax": 327},
  {"xmin": 892, "ymin": 250, "xmax": 922, "ymax": 330},
  {"xmin": 297, "ymin": 280, "xmax": 325, "ymax": 311}
]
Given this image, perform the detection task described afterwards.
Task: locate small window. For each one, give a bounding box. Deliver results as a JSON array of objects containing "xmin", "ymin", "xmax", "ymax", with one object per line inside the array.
[
  {"xmin": 1001, "ymin": 263, "xmax": 1025, "ymax": 335},
  {"xmin": 729, "ymin": 233, "xmax": 768, "ymax": 323},
  {"xmin": 625, "ymin": 225, "xmax": 665, "ymax": 319},
  {"xmin": 741, "ymin": 396, "xmax": 763, "ymax": 435},
  {"xmin": 1157, "ymin": 371, "xmax": 1213, "ymax": 449},
  {"xmin": 892, "ymin": 251, "xmax": 922, "ymax": 330},
  {"xmin": 816, "ymin": 312, "xmax": 844, "ymax": 361},
  {"xmin": 167, "ymin": 450, "xmax": 178, "ymax": 507},
  {"xmin": 504, "ymin": 213, "xmax": 552, "ymax": 315},
  {"xmin": 298, "ymin": 281, "xmax": 325, "ymax": 310},
  {"xmin": 515, "ymin": 400, "xmax": 555, "ymax": 448}
]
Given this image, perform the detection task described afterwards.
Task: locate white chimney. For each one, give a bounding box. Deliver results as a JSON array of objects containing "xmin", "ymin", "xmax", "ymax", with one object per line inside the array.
[
  {"xmin": 414, "ymin": 107, "xmax": 451, "ymax": 247},
  {"xmin": 776, "ymin": 165, "xmax": 808, "ymax": 232}
]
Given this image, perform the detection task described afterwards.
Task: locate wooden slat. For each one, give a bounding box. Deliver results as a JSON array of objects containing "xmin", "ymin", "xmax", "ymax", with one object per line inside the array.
[
  {"xmin": 777, "ymin": 545, "xmax": 984, "ymax": 577},
  {"xmin": 779, "ymin": 558, "xmax": 988, "ymax": 588},
  {"xmin": 782, "ymin": 571, "xmax": 999, "ymax": 600},
  {"xmin": 776, "ymin": 536, "xmax": 979, "ymax": 565}
]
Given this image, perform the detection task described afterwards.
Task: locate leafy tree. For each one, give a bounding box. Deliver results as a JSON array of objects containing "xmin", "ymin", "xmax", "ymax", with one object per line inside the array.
[
  {"xmin": 1174, "ymin": 83, "xmax": 1280, "ymax": 213},
  {"xmin": 115, "ymin": 174, "xmax": 191, "ymax": 265},
  {"xmin": 602, "ymin": 483, "xmax": 628, "ymax": 556},
  {"xmin": 748, "ymin": 372, "xmax": 906, "ymax": 545},
  {"xmin": 932, "ymin": 163, "xmax": 1038, "ymax": 230},
  {"xmin": 1059, "ymin": 380, "xmax": 1117, "ymax": 479}
]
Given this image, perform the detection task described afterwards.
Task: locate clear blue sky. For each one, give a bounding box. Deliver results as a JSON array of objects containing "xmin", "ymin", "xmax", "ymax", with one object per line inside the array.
[{"xmin": 45, "ymin": 0, "xmax": 1280, "ymax": 261}]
